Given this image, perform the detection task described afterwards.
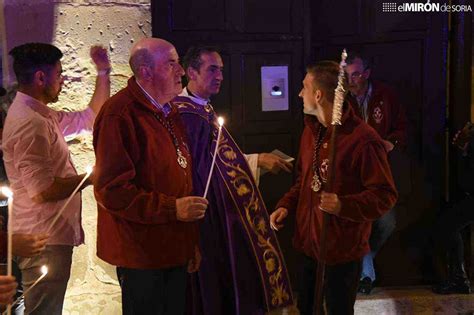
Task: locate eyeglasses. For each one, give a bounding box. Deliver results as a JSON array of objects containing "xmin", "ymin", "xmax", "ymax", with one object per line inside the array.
[{"xmin": 349, "ymin": 70, "xmax": 370, "ymax": 81}]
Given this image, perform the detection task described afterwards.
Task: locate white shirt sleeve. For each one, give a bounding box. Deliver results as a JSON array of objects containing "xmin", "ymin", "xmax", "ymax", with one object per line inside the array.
[{"xmin": 244, "ymin": 153, "xmax": 261, "ymax": 186}]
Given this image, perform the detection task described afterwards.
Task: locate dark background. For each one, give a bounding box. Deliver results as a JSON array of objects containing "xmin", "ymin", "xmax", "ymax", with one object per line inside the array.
[{"xmin": 152, "ymin": 0, "xmax": 473, "ymax": 287}]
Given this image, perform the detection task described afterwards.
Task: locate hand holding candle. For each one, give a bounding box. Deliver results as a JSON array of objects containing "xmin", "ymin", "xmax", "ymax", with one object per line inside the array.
[
  {"xmin": 0, "ymin": 187, "xmax": 13, "ymax": 315},
  {"xmin": 2, "ymin": 266, "xmax": 47, "ymax": 313},
  {"xmin": 0, "ymin": 188, "xmax": 12, "ymax": 277},
  {"xmin": 203, "ymin": 117, "xmax": 224, "ymax": 199},
  {"xmin": 46, "ymin": 166, "xmax": 93, "ymax": 235}
]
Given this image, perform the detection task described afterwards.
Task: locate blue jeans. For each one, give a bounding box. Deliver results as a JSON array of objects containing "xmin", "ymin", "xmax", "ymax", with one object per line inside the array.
[{"xmin": 361, "ymin": 208, "xmax": 396, "ymax": 281}]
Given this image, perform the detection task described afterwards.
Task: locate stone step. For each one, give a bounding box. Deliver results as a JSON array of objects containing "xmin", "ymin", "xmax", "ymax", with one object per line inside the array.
[{"xmin": 355, "ymin": 286, "xmax": 474, "ymax": 314}]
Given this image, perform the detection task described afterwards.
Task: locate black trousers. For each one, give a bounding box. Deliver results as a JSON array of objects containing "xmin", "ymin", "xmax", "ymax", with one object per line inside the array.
[
  {"xmin": 297, "ymin": 255, "xmax": 361, "ymax": 315},
  {"xmin": 117, "ymin": 265, "xmax": 187, "ymax": 315},
  {"xmin": 433, "ymin": 195, "xmax": 474, "ymax": 276}
]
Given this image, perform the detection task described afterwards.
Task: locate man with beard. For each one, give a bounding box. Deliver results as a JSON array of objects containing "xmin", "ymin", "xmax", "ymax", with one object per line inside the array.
[
  {"xmin": 345, "ymin": 53, "xmax": 407, "ymax": 294},
  {"xmin": 2, "ymin": 43, "xmax": 110, "ymax": 314},
  {"xmin": 171, "ymin": 46, "xmax": 295, "ymax": 314},
  {"xmin": 270, "ymin": 61, "xmax": 397, "ymax": 314}
]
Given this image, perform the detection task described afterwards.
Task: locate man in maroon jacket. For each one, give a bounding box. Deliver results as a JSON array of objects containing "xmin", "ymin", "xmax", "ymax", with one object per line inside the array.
[
  {"xmin": 270, "ymin": 61, "xmax": 397, "ymax": 314},
  {"xmin": 93, "ymin": 38, "xmax": 208, "ymax": 315},
  {"xmin": 345, "ymin": 53, "xmax": 407, "ymax": 294}
]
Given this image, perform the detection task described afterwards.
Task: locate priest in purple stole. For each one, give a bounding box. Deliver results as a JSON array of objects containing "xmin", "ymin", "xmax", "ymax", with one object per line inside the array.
[{"xmin": 171, "ymin": 46, "xmax": 295, "ymax": 314}]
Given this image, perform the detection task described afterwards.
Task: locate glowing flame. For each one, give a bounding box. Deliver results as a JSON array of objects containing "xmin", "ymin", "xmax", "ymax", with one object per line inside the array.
[
  {"xmin": 85, "ymin": 165, "xmax": 94, "ymax": 175},
  {"xmin": 41, "ymin": 265, "xmax": 48, "ymax": 275},
  {"xmin": 217, "ymin": 117, "xmax": 224, "ymax": 127},
  {"xmin": 0, "ymin": 187, "xmax": 13, "ymax": 199}
]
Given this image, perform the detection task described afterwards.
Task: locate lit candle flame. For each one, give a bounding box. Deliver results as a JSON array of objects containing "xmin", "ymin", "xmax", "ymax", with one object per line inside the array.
[
  {"xmin": 0, "ymin": 187, "xmax": 12, "ymax": 199},
  {"xmin": 40, "ymin": 265, "xmax": 48, "ymax": 275},
  {"xmin": 217, "ymin": 117, "xmax": 224, "ymax": 127},
  {"xmin": 85, "ymin": 165, "xmax": 94, "ymax": 175}
]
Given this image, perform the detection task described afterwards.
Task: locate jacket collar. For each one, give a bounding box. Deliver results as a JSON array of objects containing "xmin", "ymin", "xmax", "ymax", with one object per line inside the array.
[
  {"xmin": 179, "ymin": 87, "xmax": 209, "ymax": 106},
  {"xmin": 15, "ymin": 91, "xmax": 52, "ymax": 118},
  {"xmin": 127, "ymin": 77, "xmax": 179, "ymax": 117},
  {"xmin": 304, "ymin": 103, "xmax": 359, "ymax": 137}
]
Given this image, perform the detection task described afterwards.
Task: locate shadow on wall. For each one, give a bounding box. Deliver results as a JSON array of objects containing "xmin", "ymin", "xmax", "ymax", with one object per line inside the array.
[{"xmin": 3, "ymin": 0, "xmax": 56, "ymax": 83}]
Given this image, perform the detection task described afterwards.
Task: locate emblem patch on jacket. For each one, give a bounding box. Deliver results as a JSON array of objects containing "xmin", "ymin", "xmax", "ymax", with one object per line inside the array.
[{"xmin": 373, "ymin": 106, "xmax": 383, "ymax": 124}]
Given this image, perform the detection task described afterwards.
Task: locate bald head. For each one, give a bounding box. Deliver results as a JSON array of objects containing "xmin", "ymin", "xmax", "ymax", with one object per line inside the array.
[
  {"xmin": 129, "ymin": 37, "xmax": 184, "ymax": 104},
  {"xmin": 129, "ymin": 38, "xmax": 174, "ymax": 79}
]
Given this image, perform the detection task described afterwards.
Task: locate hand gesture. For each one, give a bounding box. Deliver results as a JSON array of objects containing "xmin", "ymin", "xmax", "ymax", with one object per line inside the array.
[
  {"xmin": 90, "ymin": 45, "xmax": 111, "ymax": 72},
  {"xmin": 13, "ymin": 233, "xmax": 48, "ymax": 257},
  {"xmin": 382, "ymin": 140, "xmax": 394, "ymax": 153},
  {"xmin": 0, "ymin": 276, "xmax": 17, "ymax": 305},
  {"xmin": 258, "ymin": 153, "xmax": 293, "ymax": 174},
  {"xmin": 176, "ymin": 196, "xmax": 208, "ymax": 222},
  {"xmin": 452, "ymin": 122, "xmax": 473, "ymax": 151},
  {"xmin": 319, "ymin": 191, "xmax": 341, "ymax": 215},
  {"xmin": 270, "ymin": 207, "xmax": 288, "ymax": 231},
  {"xmin": 187, "ymin": 245, "xmax": 201, "ymax": 273}
]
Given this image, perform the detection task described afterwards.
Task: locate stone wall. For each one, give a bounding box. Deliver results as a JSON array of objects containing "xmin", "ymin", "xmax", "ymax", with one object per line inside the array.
[{"xmin": 0, "ymin": 1, "xmax": 151, "ymax": 313}]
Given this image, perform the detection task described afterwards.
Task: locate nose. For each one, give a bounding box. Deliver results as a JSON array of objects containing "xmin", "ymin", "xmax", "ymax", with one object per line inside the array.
[
  {"xmin": 176, "ymin": 63, "xmax": 185, "ymax": 76},
  {"xmin": 216, "ymin": 69, "xmax": 223, "ymax": 81},
  {"xmin": 298, "ymin": 89, "xmax": 303, "ymax": 98}
]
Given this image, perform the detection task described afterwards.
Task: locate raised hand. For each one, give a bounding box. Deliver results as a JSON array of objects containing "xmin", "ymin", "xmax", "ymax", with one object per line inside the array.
[{"xmin": 90, "ymin": 45, "xmax": 111, "ymax": 72}]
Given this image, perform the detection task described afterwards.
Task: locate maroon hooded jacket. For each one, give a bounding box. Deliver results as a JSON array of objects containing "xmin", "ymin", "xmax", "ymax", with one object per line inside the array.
[
  {"xmin": 276, "ymin": 105, "xmax": 397, "ymax": 264},
  {"xmin": 347, "ymin": 81, "xmax": 407, "ymax": 147},
  {"xmin": 93, "ymin": 78, "xmax": 197, "ymax": 269}
]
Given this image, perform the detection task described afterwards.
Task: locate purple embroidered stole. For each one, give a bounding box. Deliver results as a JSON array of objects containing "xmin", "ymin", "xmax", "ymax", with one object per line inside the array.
[{"xmin": 173, "ymin": 96, "xmax": 294, "ymax": 311}]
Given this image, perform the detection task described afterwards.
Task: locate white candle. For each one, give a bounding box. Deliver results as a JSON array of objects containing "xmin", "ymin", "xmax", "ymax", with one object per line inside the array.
[
  {"xmin": 3, "ymin": 266, "xmax": 48, "ymax": 313},
  {"xmin": 46, "ymin": 166, "xmax": 93, "ymax": 235},
  {"xmin": 0, "ymin": 187, "xmax": 13, "ymax": 315},
  {"xmin": 203, "ymin": 117, "xmax": 224, "ymax": 199}
]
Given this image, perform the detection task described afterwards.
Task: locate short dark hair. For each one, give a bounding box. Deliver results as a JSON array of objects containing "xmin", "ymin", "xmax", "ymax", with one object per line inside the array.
[
  {"xmin": 306, "ymin": 61, "xmax": 340, "ymax": 103},
  {"xmin": 9, "ymin": 43, "xmax": 63, "ymax": 85},
  {"xmin": 182, "ymin": 45, "xmax": 220, "ymax": 72},
  {"xmin": 346, "ymin": 52, "xmax": 371, "ymax": 70}
]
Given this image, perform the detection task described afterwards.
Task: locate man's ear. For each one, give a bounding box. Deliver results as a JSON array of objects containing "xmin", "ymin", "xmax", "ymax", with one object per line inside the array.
[
  {"xmin": 314, "ymin": 89, "xmax": 323, "ymax": 104},
  {"xmin": 364, "ymin": 69, "xmax": 371, "ymax": 79},
  {"xmin": 139, "ymin": 65, "xmax": 152, "ymax": 80},
  {"xmin": 33, "ymin": 70, "xmax": 47, "ymax": 87},
  {"xmin": 187, "ymin": 67, "xmax": 198, "ymax": 81}
]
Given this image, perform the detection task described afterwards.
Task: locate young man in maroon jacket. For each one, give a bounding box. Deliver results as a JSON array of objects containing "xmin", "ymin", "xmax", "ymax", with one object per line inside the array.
[
  {"xmin": 345, "ymin": 53, "xmax": 407, "ymax": 294},
  {"xmin": 270, "ymin": 61, "xmax": 397, "ymax": 314}
]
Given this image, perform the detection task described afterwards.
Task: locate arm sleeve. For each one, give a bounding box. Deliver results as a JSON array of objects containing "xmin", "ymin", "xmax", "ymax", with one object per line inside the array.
[
  {"xmin": 338, "ymin": 140, "xmax": 398, "ymax": 222},
  {"xmin": 275, "ymin": 128, "xmax": 309, "ymax": 212},
  {"xmin": 13, "ymin": 119, "xmax": 55, "ymax": 198},
  {"xmin": 244, "ymin": 153, "xmax": 261, "ymax": 185},
  {"xmin": 56, "ymin": 107, "xmax": 96, "ymax": 140},
  {"xmin": 93, "ymin": 114, "xmax": 178, "ymax": 225}
]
